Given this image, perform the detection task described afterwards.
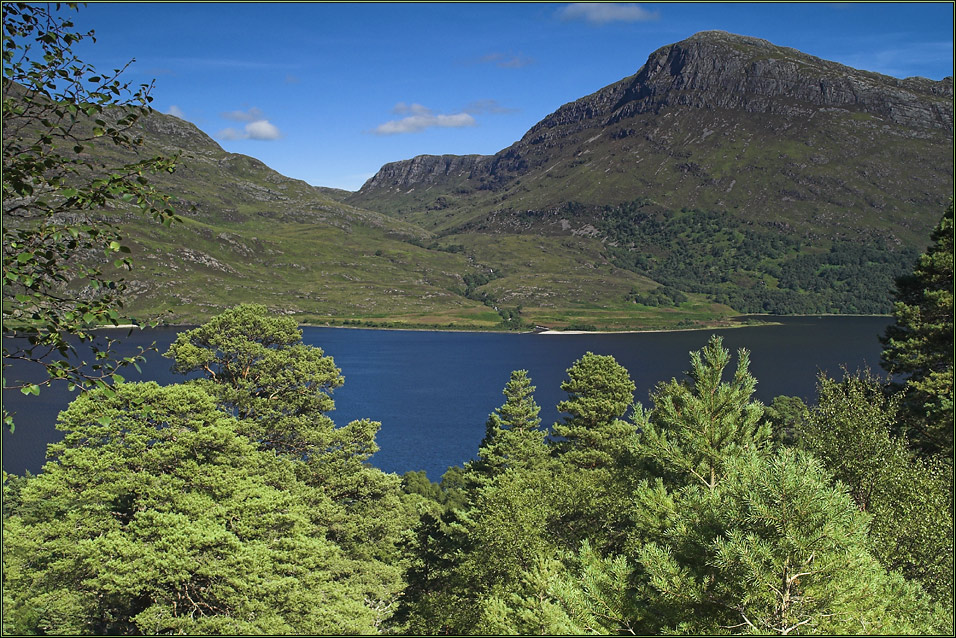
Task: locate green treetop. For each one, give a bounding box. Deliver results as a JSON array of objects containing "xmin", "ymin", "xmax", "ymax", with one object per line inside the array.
[
  {"xmin": 639, "ymin": 335, "xmax": 770, "ymax": 491},
  {"xmin": 801, "ymin": 369, "xmax": 954, "ymax": 611},
  {"xmin": 165, "ymin": 304, "xmax": 378, "ymax": 475},
  {"xmin": 881, "ymin": 202, "xmax": 954, "ymax": 457},
  {"xmin": 551, "ymin": 351, "xmax": 636, "ymax": 469},
  {"xmin": 2, "ymin": 382, "xmax": 376, "ymax": 634},
  {"xmin": 164, "ymin": 305, "xmax": 414, "ymax": 622},
  {"xmin": 472, "ymin": 370, "xmax": 548, "ymax": 480}
]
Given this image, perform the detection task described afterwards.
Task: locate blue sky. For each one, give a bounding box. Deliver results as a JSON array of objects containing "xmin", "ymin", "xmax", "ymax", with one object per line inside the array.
[{"xmin": 66, "ymin": 2, "xmax": 954, "ymax": 191}]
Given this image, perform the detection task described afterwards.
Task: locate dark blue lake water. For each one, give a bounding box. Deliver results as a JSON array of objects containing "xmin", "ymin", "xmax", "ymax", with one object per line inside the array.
[{"xmin": 3, "ymin": 316, "xmax": 892, "ymax": 480}]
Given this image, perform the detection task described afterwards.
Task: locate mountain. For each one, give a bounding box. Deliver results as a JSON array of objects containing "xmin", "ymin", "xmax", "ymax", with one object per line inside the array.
[
  {"xmin": 69, "ymin": 112, "xmax": 512, "ymax": 327},
  {"xmin": 343, "ymin": 31, "xmax": 952, "ymax": 317},
  {"xmin": 348, "ymin": 31, "xmax": 952, "ymax": 240},
  {"xmin": 12, "ymin": 32, "xmax": 951, "ymax": 330}
]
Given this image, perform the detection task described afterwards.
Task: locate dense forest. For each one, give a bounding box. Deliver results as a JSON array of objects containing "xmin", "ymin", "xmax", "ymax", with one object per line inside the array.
[
  {"xmin": 600, "ymin": 201, "xmax": 920, "ymax": 315},
  {"xmin": 2, "ymin": 4, "xmax": 953, "ymax": 634}
]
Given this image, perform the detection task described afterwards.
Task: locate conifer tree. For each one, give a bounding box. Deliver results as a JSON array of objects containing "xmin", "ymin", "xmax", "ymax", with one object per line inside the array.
[
  {"xmin": 551, "ymin": 351, "xmax": 636, "ymax": 469},
  {"xmin": 471, "ymin": 369, "xmax": 547, "ymax": 481},
  {"xmin": 632, "ymin": 449, "xmax": 945, "ymax": 635},
  {"xmin": 639, "ymin": 335, "xmax": 770, "ymax": 491},
  {"xmin": 2, "ymin": 382, "xmax": 378, "ymax": 634},
  {"xmin": 164, "ymin": 305, "xmax": 413, "ymax": 624},
  {"xmin": 548, "ymin": 352, "xmax": 638, "ymax": 552},
  {"xmin": 881, "ymin": 202, "xmax": 954, "ymax": 456}
]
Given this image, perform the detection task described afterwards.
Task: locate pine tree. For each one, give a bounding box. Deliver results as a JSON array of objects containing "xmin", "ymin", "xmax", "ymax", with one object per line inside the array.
[
  {"xmin": 2, "ymin": 382, "xmax": 376, "ymax": 634},
  {"xmin": 551, "ymin": 351, "xmax": 636, "ymax": 469},
  {"xmin": 638, "ymin": 335, "xmax": 770, "ymax": 491},
  {"xmin": 641, "ymin": 449, "xmax": 945, "ymax": 634},
  {"xmin": 881, "ymin": 203, "xmax": 954, "ymax": 456},
  {"xmin": 471, "ymin": 369, "xmax": 547, "ymax": 481}
]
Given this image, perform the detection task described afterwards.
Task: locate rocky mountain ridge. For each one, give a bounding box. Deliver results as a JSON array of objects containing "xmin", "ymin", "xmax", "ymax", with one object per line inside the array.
[{"xmin": 347, "ymin": 30, "xmax": 952, "ymax": 238}]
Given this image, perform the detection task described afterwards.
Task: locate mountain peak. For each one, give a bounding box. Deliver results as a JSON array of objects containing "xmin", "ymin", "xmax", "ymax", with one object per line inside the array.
[{"xmin": 350, "ymin": 32, "xmax": 951, "ymax": 232}]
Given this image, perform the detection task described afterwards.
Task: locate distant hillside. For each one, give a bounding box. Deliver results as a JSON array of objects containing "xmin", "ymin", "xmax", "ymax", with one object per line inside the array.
[
  {"xmin": 20, "ymin": 107, "xmax": 679, "ymax": 331},
  {"xmin": 47, "ymin": 110, "xmax": 507, "ymax": 327},
  {"xmin": 10, "ymin": 31, "xmax": 951, "ymax": 330},
  {"xmin": 345, "ymin": 31, "xmax": 953, "ymax": 316},
  {"xmin": 349, "ymin": 31, "xmax": 952, "ymax": 241}
]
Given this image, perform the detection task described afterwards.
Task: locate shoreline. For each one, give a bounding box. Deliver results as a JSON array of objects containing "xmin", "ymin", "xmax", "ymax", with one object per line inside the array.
[{"xmin": 92, "ymin": 313, "xmax": 891, "ymax": 336}]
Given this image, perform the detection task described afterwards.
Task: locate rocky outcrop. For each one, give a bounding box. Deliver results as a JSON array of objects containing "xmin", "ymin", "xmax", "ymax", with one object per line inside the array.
[{"xmin": 359, "ymin": 154, "xmax": 492, "ymax": 192}]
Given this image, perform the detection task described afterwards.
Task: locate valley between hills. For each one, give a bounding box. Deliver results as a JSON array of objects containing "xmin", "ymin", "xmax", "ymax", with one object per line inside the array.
[{"xmin": 91, "ymin": 31, "xmax": 953, "ymax": 331}]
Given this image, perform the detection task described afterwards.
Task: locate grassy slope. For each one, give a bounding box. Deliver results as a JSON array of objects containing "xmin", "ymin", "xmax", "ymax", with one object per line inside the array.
[{"xmin": 89, "ymin": 112, "xmax": 728, "ymax": 331}]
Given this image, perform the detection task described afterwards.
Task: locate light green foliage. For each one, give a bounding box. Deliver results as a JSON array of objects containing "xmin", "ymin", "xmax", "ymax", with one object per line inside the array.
[
  {"xmin": 881, "ymin": 203, "xmax": 954, "ymax": 456},
  {"xmin": 802, "ymin": 370, "xmax": 954, "ymax": 609},
  {"xmin": 2, "ymin": 382, "xmax": 375, "ymax": 634},
  {"xmin": 166, "ymin": 304, "xmax": 412, "ymax": 622},
  {"xmin": 639, "ymin": 335, "xmax": 770, "ymax": 490},
  {"xmin": 633, "ymin": 449, "xmax": 943, "ymax": 635},
  {"xmin": 552, "ymin": 352, "xmax": 636, "ymax": 469},
  {"xmin": 472, "ymin": 370, "xmax": 548, "ymax": 481},
  {"xmin": 549, "ymin": 540, "xmax": 641, "ymax": 634},
  {"xmin": 165, "ymin": 304, "xmax": 376, "ymax": 479},
  {"xmin": 2, "ymin": 3, "xmax": 178, "ymax": 433},
  {"xmin": 479, "ymin": 556, "xmax": 579, "ymax": 635}
]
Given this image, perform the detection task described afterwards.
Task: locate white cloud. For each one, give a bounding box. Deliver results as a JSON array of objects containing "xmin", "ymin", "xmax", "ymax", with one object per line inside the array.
[
  {"xmin": 559, "ymin": 3, "xmax": 659, "ymax": 24},
  {"xmin": 166, "ymin": 105, "xmax": 186, "ymax": 119},
  {"xmin": 371, "ymin": 104, "xmax": 477, "ymax": 135},
  {"xmin": 221, "ymin": 107, "xmax": 266, "ymax": 122},
  {"xmin": 245, "ymin": 120, "xmax": 282, "ymax": 140},
  {"xmin": 217, "ymin": 119, "xmax": 282, "ymax": 141}
]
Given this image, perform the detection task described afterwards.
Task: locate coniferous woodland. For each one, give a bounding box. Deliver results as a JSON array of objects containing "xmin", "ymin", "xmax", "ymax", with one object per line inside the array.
[{"xmin": 2, "ymin": 4, "xmax": 954, "ymax": 634}]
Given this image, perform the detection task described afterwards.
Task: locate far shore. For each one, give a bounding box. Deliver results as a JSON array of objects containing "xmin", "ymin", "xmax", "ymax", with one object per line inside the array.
[{"xmin": 91, "ymin": 313, "xmax": 890, "ymax": 336}]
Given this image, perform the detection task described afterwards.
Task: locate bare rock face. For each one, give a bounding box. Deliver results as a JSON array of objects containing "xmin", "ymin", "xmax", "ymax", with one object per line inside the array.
[
  {"xmin": 605, "ymin": 31, "xmax": 953, "ymax": 130},
  {"xmin": 359, "ymin": 154, "xmax": 492, "ymax": 192}
]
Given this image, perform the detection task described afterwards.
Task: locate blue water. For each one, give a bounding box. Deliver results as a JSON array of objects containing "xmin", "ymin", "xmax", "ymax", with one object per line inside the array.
[{"xmin": 2, "ymin": 316, "xmax": 893, "ymax": 480}]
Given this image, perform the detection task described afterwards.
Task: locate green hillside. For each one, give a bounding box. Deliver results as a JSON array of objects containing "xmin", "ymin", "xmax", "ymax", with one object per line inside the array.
[
  {"xmin": 78, "ymin": 111, "xmax": 734, "ymax": 331},
  {"xmin": 9, "ymin": 31, "xmax": 951, "ymax": 331}
]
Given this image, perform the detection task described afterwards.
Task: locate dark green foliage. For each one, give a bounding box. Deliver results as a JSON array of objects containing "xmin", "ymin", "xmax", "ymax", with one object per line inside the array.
[
  {"xmin": 628, "ymin": 285, "xmax": 687, "ymax": 307},
  {"xmin": 601, "ymin": 202, "xmax": 918, "ymax": 315},
  {"xmin": 881, "ymin": 203, "xmax": 954, "ymax": 456},
  {"xmin": 392, "ymin": 371, "xmax": 560, "ymax": 634},
  {"xmin": 801, "ymin": 370, "xmax": 954, "ymax": 609},
  {"xmin": 461, "ymin": 270, "xmax": 501, "ymax": 302},
  {"xmin": 496, "ymin": 305, "xmax": 528, "ymax": 330},
  {"xmin": 763, "ymin": 394, "xmax": 807, "ymax": 445},
  {"xmin": 2, "ymin": 2, "xmax": 178, "ymax": 432}
]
